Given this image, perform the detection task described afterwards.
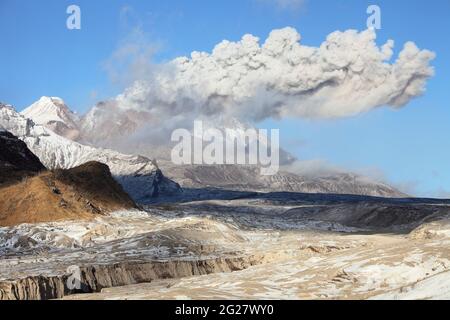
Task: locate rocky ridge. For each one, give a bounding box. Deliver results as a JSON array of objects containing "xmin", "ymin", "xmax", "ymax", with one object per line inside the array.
[{"xmin": 0, "ymin": 102, "xmax": 180, "ymax": 202}]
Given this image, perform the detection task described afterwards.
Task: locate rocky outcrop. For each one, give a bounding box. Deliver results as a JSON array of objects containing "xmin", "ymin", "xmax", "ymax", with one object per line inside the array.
[
  {"xmin": 0, "ymin": 130, "xmax": 45, "ymax": 186},
  {"xmin": 0, "ymin": 102, "xmax": 181, "ymax": 202},
  {"xmin": 0, "ymin": 255, "xmax": 264, "ymax": 300},
  {"xmin": 0, "ymin": 161, "xmax": 138, "ymax": 227}
]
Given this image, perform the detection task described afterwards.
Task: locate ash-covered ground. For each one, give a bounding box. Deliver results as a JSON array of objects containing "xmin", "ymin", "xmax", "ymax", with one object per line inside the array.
[{"xmin": 2, "ymin": 191, "xmax": 450, "ymax": 300}]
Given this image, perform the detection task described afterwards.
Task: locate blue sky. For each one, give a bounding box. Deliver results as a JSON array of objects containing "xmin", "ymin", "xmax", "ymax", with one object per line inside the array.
[{"xmin": 1, "ymin": 0, "xmax": 449, "ymax": 196}]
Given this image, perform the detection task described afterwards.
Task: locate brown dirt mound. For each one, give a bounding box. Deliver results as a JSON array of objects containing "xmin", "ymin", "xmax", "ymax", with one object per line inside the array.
[{"xmin": 0, "ymin": 161, "xmax": 138, "ymax": 227}]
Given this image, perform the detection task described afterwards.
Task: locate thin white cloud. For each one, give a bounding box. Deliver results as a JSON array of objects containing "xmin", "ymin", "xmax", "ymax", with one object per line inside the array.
[
  {"xmin": 257, "ymin": 0, "xmax": 306, "ymax": 10},
  {"xmin": 274, "ymin": 0, "xmax": 305, "ymax": 9},
  {"xmin": 102, "ymin": 26, "xmax": 160, "ymax": 86},
  {"xmin": 102, "ymin": 6, "xmax": 162, "ymax": 86},
  {"xmin": 283, "ymin": 159, "xmax": 344, "ymax": 177}
]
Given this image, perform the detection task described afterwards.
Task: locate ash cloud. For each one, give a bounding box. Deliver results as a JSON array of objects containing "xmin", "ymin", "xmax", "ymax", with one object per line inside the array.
[
  {"xmin": 96, "ymin": 27, "xmax": 435, "ymax": 124},
  {"xmin": 79, "ymin": 27, "xmax": 435, "ymax": 165}
]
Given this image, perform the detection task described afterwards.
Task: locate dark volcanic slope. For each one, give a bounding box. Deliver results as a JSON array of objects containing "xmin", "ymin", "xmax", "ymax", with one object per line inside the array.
[
  {"xmin": 0, "ymin": 161, "xmax": 138, "ymax": 227},
  {"xmin": 0, "ymin": 130, "xmax": 45, "ymax": 186},
  {"xmin": 53, "ymin": 161, "xmax": 138, "ymax": 210}
]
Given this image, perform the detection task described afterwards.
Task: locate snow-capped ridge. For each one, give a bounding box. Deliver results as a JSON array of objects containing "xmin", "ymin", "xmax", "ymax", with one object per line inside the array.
[
  {"xmin": 22, "ymin": 96, "xmax": 81, "ymax": 140},
  {"xmin": 0, "ymin": 103, "xmax": 180, "ymax": 201}
]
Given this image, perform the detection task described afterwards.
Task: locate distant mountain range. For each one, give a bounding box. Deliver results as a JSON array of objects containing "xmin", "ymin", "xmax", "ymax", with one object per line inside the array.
[
  {"xmin": 0, "ymin": 102, "xmax": 180, "ymax": 202},
  {"xmin": 158, "ymin": 161, "xmax": 407, "ymax": 198},
  {"xmin": 2, "ymin": 96, "xmax": 407, "ymax": 199}
]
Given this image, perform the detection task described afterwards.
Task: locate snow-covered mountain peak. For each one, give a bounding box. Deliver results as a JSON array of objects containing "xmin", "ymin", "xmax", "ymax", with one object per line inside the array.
[
  {"xmin": 22, "ymin": 96, "xmax": 77, "ymax": 122},
  {"xmin": 1, "ymin": 102, "xmax": 35, "ymax": 137},
  {"xmin": 1, "ymin": 103, "xmax": 180, "ymax": 201},
  {"xmin": 21, "ymin": 97, "xmax": 81, "ymax": 140}
]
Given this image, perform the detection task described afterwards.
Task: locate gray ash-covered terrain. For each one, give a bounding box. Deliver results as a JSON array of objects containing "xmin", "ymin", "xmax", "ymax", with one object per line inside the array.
[{"xmin": 2, "ymin": 189, "xmax": 450, "ymax": 300}]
